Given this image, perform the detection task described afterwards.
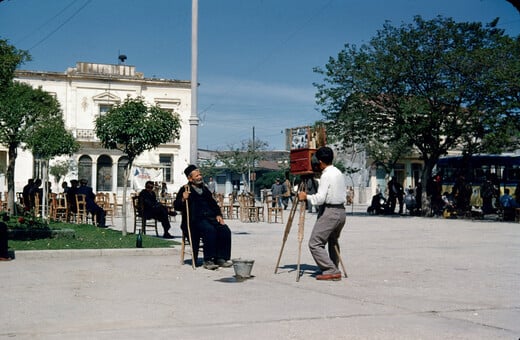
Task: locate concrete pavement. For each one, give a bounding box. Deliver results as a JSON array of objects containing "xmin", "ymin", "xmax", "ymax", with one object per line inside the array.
[{"xmin": 1, "ymin": 204, "xmax": 519, "ymax": 339}]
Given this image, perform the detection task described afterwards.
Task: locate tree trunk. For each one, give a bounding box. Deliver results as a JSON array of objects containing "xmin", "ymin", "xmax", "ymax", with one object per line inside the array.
[
  {"xmin": 7, "ymin": 144, "xmax": 17, "ymax": 215},
  {"xmin": 420, "ymin": 160, "xmax": 436, "ymax": 217},
  {"xmin": 120, "ymin": 160, "xmax": 134, "ymax": 236}
]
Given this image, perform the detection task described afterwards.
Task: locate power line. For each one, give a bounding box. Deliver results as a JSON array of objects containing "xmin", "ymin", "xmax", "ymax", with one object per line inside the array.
[
  {"xmin": 16, "ymin": 0, "xmax": 84, "ymax": 45},
  {"xmin": 28, "ymin": 0, "xmax": 93, "ymax": 52}
]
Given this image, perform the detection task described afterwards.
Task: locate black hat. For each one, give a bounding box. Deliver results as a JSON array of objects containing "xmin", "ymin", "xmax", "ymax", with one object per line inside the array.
[{"xmin": 184, "ymin": 164, "xmax": 198, "ymax": 177}]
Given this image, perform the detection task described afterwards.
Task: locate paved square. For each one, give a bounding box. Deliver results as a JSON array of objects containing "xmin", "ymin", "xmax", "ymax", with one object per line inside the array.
[{"xmin": 2, "ymin": 206, "xmax": 518, "ymax": 339}]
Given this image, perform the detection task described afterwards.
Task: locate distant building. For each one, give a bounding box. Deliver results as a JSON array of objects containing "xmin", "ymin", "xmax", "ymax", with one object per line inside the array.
[
  {"xmin": 198, "ymin": 148, "xmax": 290, "ymax": 197},
  {"xmin": 7, "ymin": 62, "xmax": 193, "ymax": 194}
]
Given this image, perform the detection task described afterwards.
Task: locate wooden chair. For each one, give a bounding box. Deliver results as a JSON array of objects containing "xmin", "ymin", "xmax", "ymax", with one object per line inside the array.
[
  {"xmin": 50, "ymin": 193, "xmax": 69, "ymax": 222},
  {"xmin": 75, "ymin": 194, "xmax": 92, "ymax": 224},
  {"xmin": 2, "ymin": 192, "xmax": 7, "ymax": 211},
  {"xmin": 111, "ymin": 193, "xmax": 124, "ymax": 216},
  {"xmin": 159, "ymin": 194, "xmax": 176, "ymax": 222},
  {"xmin": 256, "ymin": 204, "xmax": 265, "ymax": 222},
  {"xmin": 97, "ymin": 193, "xmax": 114, "ymax": 225},
  {"xmin": 238, "ymin": 194, "xmax": 260, "ymax": 222},
  {"xmin": 34, "ymin": 193, "xmax": 41, "ymax": 217},
  {"xmin": 215, "ymin": 194, "xmax": 232, "ymax": 219},
  {"xmin": 266, "ymin": 194, "xmax": 283, "ymax": 223},
  {"xmin": 180, "ymin": 229, "xmax": 203, "ymax": 268},
  {"xmin": 132, "ymin": 196, "xmax": 158, "ymax": 236}
]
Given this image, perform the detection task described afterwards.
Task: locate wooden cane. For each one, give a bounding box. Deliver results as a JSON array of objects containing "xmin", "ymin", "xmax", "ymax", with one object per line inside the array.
[{"xmin": 184, "ymin": 184, "xmax": 196, "ymax": 270}]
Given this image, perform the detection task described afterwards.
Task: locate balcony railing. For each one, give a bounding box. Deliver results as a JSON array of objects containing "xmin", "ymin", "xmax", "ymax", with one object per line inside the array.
[
  {"xmin": 76, "ymin": 129, "xmax": 97, "ymax": 141},
  {"xmin": 75, "ymin": 129, "xmax": 178, "ymax": 145}
]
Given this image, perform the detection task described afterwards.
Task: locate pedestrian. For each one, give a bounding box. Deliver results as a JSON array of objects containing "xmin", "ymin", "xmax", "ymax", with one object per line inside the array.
[
  {"xmin": 282, "ymin": 176, "xmax": 293, "ymax": 209},
  {"xmin": 298, "ymin": 146, "xmax": 346, "ymax": 281},
  {"xmin": 270, "ymin": 178, "xmax": 286, "ymax": 208},
  {"xmin": 207, "ymin": 176, "xmax": 216, "ymax": 196},
  {"xmin": 388, "ymin": 176, "xmax": 404, "ymax": 214}
]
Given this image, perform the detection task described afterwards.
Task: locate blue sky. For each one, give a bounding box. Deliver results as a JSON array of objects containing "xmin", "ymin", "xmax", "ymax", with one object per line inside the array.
[{"xmin": 1, "ymin": 0, "xmax": 519, "ymax": 150}]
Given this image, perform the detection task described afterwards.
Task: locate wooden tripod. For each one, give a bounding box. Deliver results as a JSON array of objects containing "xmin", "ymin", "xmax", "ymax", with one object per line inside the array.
[{"xmin": 274, "ymin": 180, "xmax": 348, "ymax": 281}]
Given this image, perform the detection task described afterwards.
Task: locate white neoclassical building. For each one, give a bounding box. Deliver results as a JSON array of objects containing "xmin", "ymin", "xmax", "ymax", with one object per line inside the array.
[{"xmin": 6, "ymin": 61, "xmax": 193, "ymax": 194}]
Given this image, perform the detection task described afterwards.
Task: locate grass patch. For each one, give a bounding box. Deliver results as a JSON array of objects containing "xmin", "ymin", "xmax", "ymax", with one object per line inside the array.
[{"xmin": 9, "ymin": 222, "xmax": 178, "ymax": 251}]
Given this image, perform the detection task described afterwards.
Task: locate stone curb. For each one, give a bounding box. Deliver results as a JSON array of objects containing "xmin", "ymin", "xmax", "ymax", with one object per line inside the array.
[{"xmin": 13, "ymin": 247, "xmax": 178, "ymax": 259}]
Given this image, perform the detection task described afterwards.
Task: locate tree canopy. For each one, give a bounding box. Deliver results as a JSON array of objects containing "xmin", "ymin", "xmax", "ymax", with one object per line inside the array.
[
  {"xmin": 95, "ymin": 96, "xmax": 182, "ymax": 234},
  {"xmin": 216, "ymin": 138, "xmax": 269, "ymax": 193},
  {"xmin": 314, "ymin": 15, "xmax": 520, "ymax": 193},
  {"xmin": 0, "ymin": 78, "xmax": 79, "ymax": 213},
  {"xmin": 0, "ymin": 39, "xmax": 30, "ymax": 89},
  {"xmin": 26, "ymin": 117, "xmax": 79, "ymax": 160}
]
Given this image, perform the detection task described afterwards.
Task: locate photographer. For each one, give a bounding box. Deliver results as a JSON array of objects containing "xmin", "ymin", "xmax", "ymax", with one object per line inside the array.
[{"xmin": 298, "ymin": 147, "xmax": 346, "ymax": 281}]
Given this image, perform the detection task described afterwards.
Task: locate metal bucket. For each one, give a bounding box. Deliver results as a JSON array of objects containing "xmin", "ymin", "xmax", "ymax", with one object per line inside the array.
[{"xmin": 232, "ymin": 258, "xmax": 254, "ymax": 278}]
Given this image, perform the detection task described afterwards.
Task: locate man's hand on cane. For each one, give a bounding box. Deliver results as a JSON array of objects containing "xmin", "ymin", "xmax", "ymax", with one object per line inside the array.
[{"xmin": 182, "ymin": 185, "xmax": 190, "ymax": 202}]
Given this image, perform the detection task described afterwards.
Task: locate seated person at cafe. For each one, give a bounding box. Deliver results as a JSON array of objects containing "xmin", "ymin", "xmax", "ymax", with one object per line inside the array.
[
  {"xmin": 499, "ymin": 188, "xmax": 519, "ymax": 221},
  {"xmin": 138, "ymin": 180, "xmax": 176, "ymax": 239},
  {"xmin": 77, "ymin": 179, "xmax": 106, "ymax": 228}
]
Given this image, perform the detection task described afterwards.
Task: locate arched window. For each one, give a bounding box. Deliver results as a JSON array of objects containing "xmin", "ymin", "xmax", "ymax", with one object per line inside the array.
[
  {"xmin": 97, "ymin": 155, "xmax": 113, "ymax": 192},
  {"xmin": 117, "ymin": 156, "xmax": 130, "ymax": 188},
  {"xmin": 78, "ymin": 155, "xmax": 92, "ymax": 184}
]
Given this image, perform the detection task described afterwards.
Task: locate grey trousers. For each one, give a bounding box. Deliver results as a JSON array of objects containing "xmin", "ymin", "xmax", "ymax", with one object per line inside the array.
[{"xmin": 308, "ymin": 206, "xmax": 346, "ymax": 275}]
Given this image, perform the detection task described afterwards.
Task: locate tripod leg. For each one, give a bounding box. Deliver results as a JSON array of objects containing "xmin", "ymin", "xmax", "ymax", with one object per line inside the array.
[
  {"xmin": 295, "ymin": 200, "xmax": 306, "ymax": 282},
  {"xmin": 274, "ymin": 196, "xmax": 299, "ymax": 273},
  {"xmin": 334, "ymin": 244, "xmax": 348, "ymax": 278},
  {"xmin": 275, "ymin": 182, "xmax": 305, "ymax": 274}
]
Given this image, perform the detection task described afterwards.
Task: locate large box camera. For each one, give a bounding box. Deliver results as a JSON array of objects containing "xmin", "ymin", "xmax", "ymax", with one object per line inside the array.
[{"xmin": 288, "ymin": 125, "xmax": 325, "ymax": 175}]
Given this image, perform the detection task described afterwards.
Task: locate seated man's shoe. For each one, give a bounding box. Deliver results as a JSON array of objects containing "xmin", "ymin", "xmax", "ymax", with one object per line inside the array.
[
  {"xmin": 163, "ymin": 232, "xmax": 174, "ymax": 239},
  {"xmin": 316, "ymin": 273, "xmax": 342, "ymax": 281},
  {"xmin": 203, "ymin": 261, "xmax": 219, "ymax": 270},
  {"xmin": 168, "ymin": 211, "xmax": 177, "ymax": 217},
  {"xmin": 216, "ymin": 259, "xmax": 233, "ymax": 267}
]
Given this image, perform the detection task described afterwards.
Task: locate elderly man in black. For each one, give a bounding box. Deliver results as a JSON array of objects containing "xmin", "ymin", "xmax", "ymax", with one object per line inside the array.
[
  {"xmin": 138, "ymin": 180, "xmax": 175, "ymax": 239},
  {"xmin": 174, "ymin": 165, "xmax": 232, "ymax": 270}
]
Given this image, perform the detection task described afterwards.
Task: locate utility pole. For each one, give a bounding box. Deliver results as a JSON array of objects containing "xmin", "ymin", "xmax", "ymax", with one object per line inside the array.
[
  {"xmin": 252, "ymin": 126, "xmax": 255, "ymax": 197},
  {"xmin": 189, "ymin": 0, "xmax": 199, "ymax": 165}
]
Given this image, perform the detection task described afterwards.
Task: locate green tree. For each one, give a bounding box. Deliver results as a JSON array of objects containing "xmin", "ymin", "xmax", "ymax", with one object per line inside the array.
[
  {"xmin": 49, "ymin": 159, "xmax": 76, "ymax": 186},
  {"xmin": 0, "ymin": 81, "xmax": 76, "ymax": 214},
  {"xmin": 26, "ymin": 118, "xmax": 79, "ymax": 160},
  {"xmin": 0, "ymin": 39, "xmax": 30, "ymax": 89},
  {"xmin": 314, "ymin": 16, "xmax": 520, "ymax": 213},
  {"xmin": 198, "ymin": 159, "xmax": 221, "ymax": 181},
  {"xmin": 95, "ymin": 96, "xmax": 181, "ymax": 235},
  {"xmin": 216, "ymin": 138, "xmax": 269, "ymax": 194}
]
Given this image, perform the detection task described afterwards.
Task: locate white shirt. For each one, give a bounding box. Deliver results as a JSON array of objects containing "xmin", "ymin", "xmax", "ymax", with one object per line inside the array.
[{"xmin": 308, "ymin": 165, "xmax": 346, "ymax": 206}]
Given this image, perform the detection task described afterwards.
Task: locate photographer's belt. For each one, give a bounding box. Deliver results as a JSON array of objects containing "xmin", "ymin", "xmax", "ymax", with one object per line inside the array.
[{"xmin": 324, "ymin": 204, "xmax": 344, "ymax": 208}]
